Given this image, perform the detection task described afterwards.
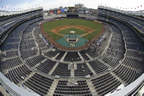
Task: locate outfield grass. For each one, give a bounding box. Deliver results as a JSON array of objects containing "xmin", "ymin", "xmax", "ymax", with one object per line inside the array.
[{"xmin": 42, "ymin": 18, "xmax": 103, "ymax": 41}]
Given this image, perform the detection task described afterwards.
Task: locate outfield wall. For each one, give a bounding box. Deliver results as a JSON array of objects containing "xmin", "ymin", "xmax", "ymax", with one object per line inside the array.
[
  {"xmin": 1, "ymin": 10, "xmax": 144, "ymax": 96},
  {"xmin": 40, "ymin": 16, "xmax": 105, "ymax": 51}
]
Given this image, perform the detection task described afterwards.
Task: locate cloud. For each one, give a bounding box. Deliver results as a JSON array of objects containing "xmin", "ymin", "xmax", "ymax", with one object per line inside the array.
[{"xmin": 0, "ymin": 0, "xmax": 144, "ymax": 11}]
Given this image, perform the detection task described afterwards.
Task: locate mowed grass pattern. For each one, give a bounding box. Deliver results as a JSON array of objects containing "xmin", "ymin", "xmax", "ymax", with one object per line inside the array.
[
  {"xmin": 42, "ymin": 18, "xmax": 103, "ymax": 40},
  {"xmin": 59, "ymin": 28, "xmax": 86, "ymax": 35}
]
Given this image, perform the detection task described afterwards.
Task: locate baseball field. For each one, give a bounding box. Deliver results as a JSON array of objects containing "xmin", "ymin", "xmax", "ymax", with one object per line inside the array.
[{"xmin": 40, "ymin": 18, "xmax": 104, "ymax": 50}]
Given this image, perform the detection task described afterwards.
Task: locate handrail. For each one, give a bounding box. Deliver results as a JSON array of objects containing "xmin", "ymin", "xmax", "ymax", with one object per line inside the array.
[
  {"xmin": 0, "ymin": 14, "xmax": 43, "ymax": 45},
  {"xmin": 0, "ymin": 72, "xmax": 40, "ymax": 96},
  {"xmin": 109, "ymin": 74, "xmax": 144, "ymax": 96},
  {"xmin": 97, "ymin": 10, "xmax": 144, "ymax": 96}
]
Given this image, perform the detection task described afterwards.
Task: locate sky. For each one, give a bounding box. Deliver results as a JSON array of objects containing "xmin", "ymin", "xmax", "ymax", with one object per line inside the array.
[{"xmin": 0, "ymin": 0, "xmax": 144, "ymax": 11}]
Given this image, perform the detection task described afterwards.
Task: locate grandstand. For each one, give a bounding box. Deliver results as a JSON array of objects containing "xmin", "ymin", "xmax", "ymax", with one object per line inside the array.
[{"xmin": 0, "ymin": 2, "xmax": 144, "ymax": 96}]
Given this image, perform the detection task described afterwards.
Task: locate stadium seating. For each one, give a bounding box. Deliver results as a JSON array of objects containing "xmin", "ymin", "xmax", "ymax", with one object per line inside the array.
[
  {"xmin": 1, "ymin": 57, "xmax": 22, "ymax": 70},
  {"xmin": 52, "ymin": 63, "xmax": 70, "ymax": 76},
  {"xmin": 89, "ymin": 60, "xmax": 108, "ymax": 74},
  {"xmin": 64, "ymin": 52, "xmax": 81, "ymax": 62},
  {"xmin": 91, "ymin": 73, "xmax": 121, "ymax": 96},
  {"xmin": 26, "ymin": 55, "xmax": 46, "ymax": 67},
  {"xmin": 54, "ymin": 80, "xmax": 92, "ymax": 96},
  {"xmin": 37, "ymin": 59, "xmax": 56, "ymax": 74},
  {"xmin": 0, "ymin": 7, "xmax": 144, "ymax": 96},
  {"xmin": 24, "ymin": 73, "xmax": 53, "ymax": 96},
  {"xmin": 5, "ymin": 65, "xmax": 32, "ymax": 84}
]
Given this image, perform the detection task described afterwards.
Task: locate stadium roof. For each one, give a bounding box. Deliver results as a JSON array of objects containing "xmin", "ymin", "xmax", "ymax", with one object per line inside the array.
[{"xmin": 0, "ymin": 0, "xmax": 144, "ymax": 11}]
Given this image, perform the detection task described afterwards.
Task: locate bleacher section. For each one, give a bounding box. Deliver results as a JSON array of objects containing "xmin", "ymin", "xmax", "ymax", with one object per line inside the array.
[{"xmin": 0, "ymin": 6, "xmax": 144, "ymax": 96}]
